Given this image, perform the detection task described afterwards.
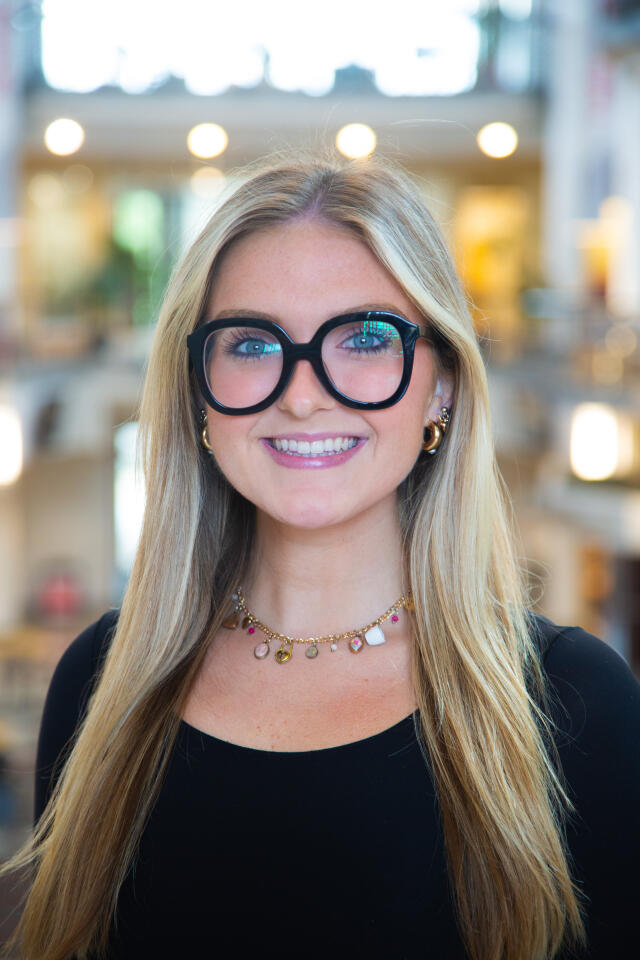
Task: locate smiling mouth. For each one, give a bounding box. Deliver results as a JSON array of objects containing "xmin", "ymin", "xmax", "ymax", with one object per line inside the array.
[{"xmin": 266, "ymin": 437, "xmax": 360, "ymax": 456}]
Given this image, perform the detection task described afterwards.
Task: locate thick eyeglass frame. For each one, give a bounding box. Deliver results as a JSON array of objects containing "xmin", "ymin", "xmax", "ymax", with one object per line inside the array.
[{"xmin": 187, "ymin": 310, "xmax": 433, "ymax": 415}]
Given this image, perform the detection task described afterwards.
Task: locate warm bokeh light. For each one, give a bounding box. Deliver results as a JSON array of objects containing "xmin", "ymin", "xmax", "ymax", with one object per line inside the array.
[
  {"xmin": 0, "ymin": 407, "xmax": 23, "ymax": 486},
  {"xmin": 187, "ymin": 123, "xmax": 228, "ymax": 159},
  {"xmin": 190, "ymin": 167, "xmax": 226, "ymax": 199},
  {"xmin": 27, "ymin": 172, "xmax": 64, "ymax": 207},
  {"xmin": 335, "ymin": 123, "xmax": 377, "ymax": 159},
  {"xmin": 596, "ymin": 195, "xmax": 636, "ymax": 316},
  {"xmin": 476, "ymin": 122, "xmax": 518, "ymax": 158},
  {"xmin": 44, "ymin": 117, "xmax": 85, "ymax": 155},
  {"xmin": 570, "ymin": 404, "xmax": 626, "ymax": 481}
]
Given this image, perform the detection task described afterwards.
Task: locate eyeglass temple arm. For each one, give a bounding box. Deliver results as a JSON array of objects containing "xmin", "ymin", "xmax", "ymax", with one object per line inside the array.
[{"xmin": 417, "ymin": 325, "xmax": 433, "ymax": 341}]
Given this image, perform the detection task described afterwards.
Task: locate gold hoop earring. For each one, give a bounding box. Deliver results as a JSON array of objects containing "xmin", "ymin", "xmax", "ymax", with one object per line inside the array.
[
  {"xmin": 422, "ymin": 406, "xmax": 451, "ymax": 455},
  {"xmin": 422, "ymin": 421, "xmax": 442, "ymax": 454},
  {"xmin": 199, "ymin": 408, "xmax": 213, "ymax": 453}
]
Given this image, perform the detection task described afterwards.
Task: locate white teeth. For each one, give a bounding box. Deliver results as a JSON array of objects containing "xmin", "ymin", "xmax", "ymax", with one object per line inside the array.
[{"xmin": 270, "ymin": 437, "xmax": 359, "ymax": 456}]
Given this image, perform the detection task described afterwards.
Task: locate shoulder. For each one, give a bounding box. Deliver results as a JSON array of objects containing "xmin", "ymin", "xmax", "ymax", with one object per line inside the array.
[
  {"xmin": 528, "ymin": 611, "xmax": 640, "ymax": 749},
  {"xmin": 50, "ymin": 608, "xmax": 120, "ymax": 694},
  {"xmin": 41, "ymin": 608, "xmax": 120, "ymax": 731},
  {"xmin": 34, "ymin": 608, "xmax": 120, "ymax": 824},
  {"xmin": 528, "ymin": 614, "xmax": 640, "ymax": 951},
  {"xmin": 529, "ymin": 611, "xmax": 640, "ymax": 725}
]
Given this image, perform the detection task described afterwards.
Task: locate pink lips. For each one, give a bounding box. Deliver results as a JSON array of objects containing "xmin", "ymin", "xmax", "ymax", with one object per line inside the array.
[{"xmin": 259, "ymin": 434, "xmax": 367, "ymax": 470}]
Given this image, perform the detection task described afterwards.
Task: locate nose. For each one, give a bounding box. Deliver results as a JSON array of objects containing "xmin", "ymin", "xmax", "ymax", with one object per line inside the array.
[{"xmin": 276, "ymin": 358, "xmax": 335, "ymax": 418}]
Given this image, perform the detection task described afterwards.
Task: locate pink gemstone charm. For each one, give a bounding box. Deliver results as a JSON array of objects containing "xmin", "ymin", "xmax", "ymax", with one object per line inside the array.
[
  {"xmin": 391, "ymin": 614, "xmax": 399, "ymax": 622},
  {"xmin": 254, "ymin": 642, "xmax": 269, "ymax": 659},
  {"xmin": 349, "ymin": 635, "xmax": 364, "ymax": 653},
  {"xmin": 248, "ymin": 627, "xmax": 255, "ymax": 634}
]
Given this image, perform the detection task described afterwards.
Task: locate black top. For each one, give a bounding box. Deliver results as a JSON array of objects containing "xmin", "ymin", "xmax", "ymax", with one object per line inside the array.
[{"xmin": 34, "ymin": 611, "xmax": 640, "ymax": 959}]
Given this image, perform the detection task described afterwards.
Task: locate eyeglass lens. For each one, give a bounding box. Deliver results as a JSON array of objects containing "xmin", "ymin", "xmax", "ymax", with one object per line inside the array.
[{"xmin": 203, "ymin": 318, "xmax": 405, "ymax": 408}]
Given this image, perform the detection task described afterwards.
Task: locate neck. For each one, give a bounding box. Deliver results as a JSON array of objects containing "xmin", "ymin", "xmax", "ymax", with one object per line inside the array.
[{"xmin": 244, "ymin": 493, "xmax": 406, "ymax": 638}]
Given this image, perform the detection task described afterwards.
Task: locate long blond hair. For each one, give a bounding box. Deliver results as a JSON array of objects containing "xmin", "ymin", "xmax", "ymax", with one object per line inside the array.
[{"xmin": 2, "ymin": 147, "xmax": 587, "ymax": 960}]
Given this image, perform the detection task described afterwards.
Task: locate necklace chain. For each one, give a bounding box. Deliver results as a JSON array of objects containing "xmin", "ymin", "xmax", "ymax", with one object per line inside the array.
[{"xmin": 224, "ymin": 587, "xmax": 414, "ymax": 663}]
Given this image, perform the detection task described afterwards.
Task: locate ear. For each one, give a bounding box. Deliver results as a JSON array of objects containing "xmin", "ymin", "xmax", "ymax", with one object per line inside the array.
[{"xmin": 424, "ymin": 373, "xmax": 455, "ymax": 427}]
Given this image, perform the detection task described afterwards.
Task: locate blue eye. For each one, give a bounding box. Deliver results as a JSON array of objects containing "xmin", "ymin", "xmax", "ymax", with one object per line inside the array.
[
  {"xmin": 348, "ymin": 331, "xmax": 379, "ymax": 349},
  {"xmin": 340, "ymin": 323, "xmax": 398, "ymax": 353},
  {"xmin": 224, "ymin": 331, "xmax": 282, "ymax": 359}
]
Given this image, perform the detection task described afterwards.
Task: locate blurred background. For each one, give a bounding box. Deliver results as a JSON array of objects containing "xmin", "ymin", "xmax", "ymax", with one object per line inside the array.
[{"xmin": 1, "ymin": 0, "xmax": 640, "ymax": 940}]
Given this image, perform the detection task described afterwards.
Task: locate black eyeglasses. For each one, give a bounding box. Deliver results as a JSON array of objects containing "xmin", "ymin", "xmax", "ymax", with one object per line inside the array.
[{"xmin": 187, "ymin": 310, "xmax": 433, "ymax": 415}]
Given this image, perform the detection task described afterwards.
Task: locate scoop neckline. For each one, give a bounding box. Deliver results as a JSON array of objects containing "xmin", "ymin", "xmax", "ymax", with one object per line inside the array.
[{"xmin": 179, "ymin": 710, "xmax": 418, "ymax": 757}]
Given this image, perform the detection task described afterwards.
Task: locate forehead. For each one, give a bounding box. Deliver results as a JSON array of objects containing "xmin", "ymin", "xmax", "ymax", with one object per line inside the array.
[{"xmin": 206, "ymin": 219, "xmax": 422, "ymax": 330}]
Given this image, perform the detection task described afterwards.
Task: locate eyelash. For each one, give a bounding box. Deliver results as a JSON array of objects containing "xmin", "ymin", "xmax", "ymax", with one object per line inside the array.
[
  {"xmin": 337, "ymin": 326, "xmax": 395, "ymax": 353},
  {"xmin": 223, "ymin": 330, "xmax": 280, "ymax": 358}
]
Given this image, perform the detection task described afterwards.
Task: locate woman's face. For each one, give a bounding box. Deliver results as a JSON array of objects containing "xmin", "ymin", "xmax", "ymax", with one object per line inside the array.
[{"xmin": 202, "ymin": 218, "xmax": 452, "ymax": 530}]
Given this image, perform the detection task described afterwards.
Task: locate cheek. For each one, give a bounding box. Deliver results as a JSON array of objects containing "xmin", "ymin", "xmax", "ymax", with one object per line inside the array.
[
  {"xmin": 382, "ymin": 411, "xmax": 424, "ymax": 467},
  {"xmin": 204, "ymin": 410, "xmax": 255, "ymax": 484},
  {"xmin": 366, "ymin": 369, "xmax": 436, "ymax": 478},
  {"xmin": 365, "ymin": 403, "xmax": 424, "ymax": 477},
  {"xmin": 412, "ymin": 342, "xmax": 439, "ymax": 403},
  {"xmin": 376, "ymin": 366, "xmax": 435, "ymax": 451}
]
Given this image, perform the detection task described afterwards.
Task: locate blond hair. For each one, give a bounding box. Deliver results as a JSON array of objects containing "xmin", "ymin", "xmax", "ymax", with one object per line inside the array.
[{"xmin": 2, "ymin": 147, "xmax": 587, "ymax": 960}]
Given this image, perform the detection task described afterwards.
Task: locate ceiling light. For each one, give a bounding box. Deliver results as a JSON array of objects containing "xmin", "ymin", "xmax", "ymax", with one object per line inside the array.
[
  {"xmin": 187, "ymin": 123, "xmax": 228, "ymax": 159},
  {"xmin": 335, "ymin": 123, "xmax": 376, "ymax": 159},
  {"xmin": 44, "ymin": 118, "xmax": 85, "ymax": 156},
  {"xmin": 476, "ymin": 122, "xmax": 518, "ymax": 159}
]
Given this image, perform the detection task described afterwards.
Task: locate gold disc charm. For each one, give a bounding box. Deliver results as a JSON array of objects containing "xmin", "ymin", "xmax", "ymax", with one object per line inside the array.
[
  {"xmin": 305, "ymin": 644, "xmax": 319, "ymax": 659},
  {"xmin": 275, "ymin": 644, "xmax": 292, "ymax": 664}
]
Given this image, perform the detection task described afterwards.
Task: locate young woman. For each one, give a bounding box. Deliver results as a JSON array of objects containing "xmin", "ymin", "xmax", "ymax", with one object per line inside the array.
[{"xmin": 4, "ymin": 150, "xmax": 640, "ymax": 960}]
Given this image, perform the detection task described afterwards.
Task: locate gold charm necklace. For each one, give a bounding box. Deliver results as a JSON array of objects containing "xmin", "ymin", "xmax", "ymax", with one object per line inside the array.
[{"xmin": 222, "ymin": 587, "xmax": 413, "ymax": 663}]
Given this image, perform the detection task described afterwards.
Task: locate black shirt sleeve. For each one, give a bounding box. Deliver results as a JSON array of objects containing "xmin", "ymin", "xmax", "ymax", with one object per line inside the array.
[
  {"xmin": 33, "ymin": 609, "xmax": 119, "ymax": 827},
  {"xmin": 540, "ymin": 621, "xmax": 640, "ymax": 956}
]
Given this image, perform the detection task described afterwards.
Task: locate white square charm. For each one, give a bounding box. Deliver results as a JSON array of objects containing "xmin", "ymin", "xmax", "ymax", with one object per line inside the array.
[{"xmin": 364, "ymin": 625, "xmax": 386, "ymax": 646}]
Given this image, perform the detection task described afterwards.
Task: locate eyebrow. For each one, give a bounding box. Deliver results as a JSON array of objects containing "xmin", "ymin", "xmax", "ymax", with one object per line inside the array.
[{"xmin": 211, "ymin": 302, "xmax": 410, "ymax": 322}]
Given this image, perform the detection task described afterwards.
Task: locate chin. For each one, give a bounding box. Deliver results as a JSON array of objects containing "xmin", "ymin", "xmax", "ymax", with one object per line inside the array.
[
  {"xmin": 266, "ymin": 498, "xmax": 351, "ymax": 531},
  {"xmin": 280, "ymin": 508, "xmax": 345, "ymax": 530}
]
